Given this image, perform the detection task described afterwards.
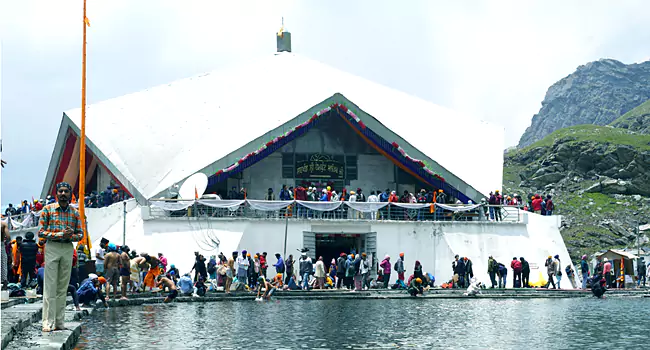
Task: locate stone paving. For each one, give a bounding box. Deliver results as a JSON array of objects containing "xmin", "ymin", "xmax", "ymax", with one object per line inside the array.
[{"xmin": 1, "ymin": 288, "xmax": 648, "ymax": 349}]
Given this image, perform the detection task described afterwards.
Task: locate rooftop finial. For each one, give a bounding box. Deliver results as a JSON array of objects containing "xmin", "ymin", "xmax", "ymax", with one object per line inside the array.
[
  {"xmin": 277, "ymin": 17, "xmax": 284, "ymax": 38},
  {"xmin": 276, "ymin": 17, "xmax": 291, "ymax": 53}
]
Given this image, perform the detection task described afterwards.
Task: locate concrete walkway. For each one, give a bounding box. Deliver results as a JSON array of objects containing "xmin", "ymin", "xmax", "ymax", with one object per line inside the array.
[{"xmin": 1, "ymin": 288, "xmax": 648, "ymax": 349}]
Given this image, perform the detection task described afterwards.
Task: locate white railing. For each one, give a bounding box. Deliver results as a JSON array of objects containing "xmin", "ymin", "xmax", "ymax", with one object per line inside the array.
[{"xmin": 146, "ymin": 199, "xmax": 525, "ymax": 223}]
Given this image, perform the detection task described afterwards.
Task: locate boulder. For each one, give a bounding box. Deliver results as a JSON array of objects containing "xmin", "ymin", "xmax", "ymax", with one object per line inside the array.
[
  {"xmin": 530, "ymin": 172, "xmax": 565, "ymax": 186},
  {"xmin": 585, "ymin": 178, "xmax": 647, "ymax": 196}
]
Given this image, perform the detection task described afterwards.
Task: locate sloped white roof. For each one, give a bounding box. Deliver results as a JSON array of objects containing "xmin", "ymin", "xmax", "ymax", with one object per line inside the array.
[{"xmin": 65, "ymin": 53, "xmax": 504, "ymax": 199}]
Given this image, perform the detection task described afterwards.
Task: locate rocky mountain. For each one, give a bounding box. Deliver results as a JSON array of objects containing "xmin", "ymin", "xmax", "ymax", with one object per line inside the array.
[
  {"xmin": 518, "ymin": 59, "xmax": 650, "ymax": 148},
  {"xmin": 504, "ymin": 100, "xmax": 650, "ymax": 259}
]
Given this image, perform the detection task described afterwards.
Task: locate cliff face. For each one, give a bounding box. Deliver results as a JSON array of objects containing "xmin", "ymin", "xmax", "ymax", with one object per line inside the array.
[{"xmin": 517, "ymin": 59, "xmax": 650, "ymax": 148}]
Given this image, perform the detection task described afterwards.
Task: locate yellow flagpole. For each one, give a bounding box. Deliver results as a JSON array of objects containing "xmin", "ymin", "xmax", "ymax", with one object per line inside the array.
[{"xmin": 79, "ymin": 0, "xmax": 91, "ymax": 251}]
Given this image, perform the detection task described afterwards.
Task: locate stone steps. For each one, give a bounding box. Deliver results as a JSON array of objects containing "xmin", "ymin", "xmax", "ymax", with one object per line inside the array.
[{"xmin": 1, "ymin": 298, "xmax": 83, "ymax": 350}]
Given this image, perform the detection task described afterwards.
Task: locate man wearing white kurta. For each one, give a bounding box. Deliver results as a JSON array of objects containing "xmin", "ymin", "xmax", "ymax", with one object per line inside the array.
[{"xmin": 38, "ymin": 182, "xmax": 83, "ymax": 332}]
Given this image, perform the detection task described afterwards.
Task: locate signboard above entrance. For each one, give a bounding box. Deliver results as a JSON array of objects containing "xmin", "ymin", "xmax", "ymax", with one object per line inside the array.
[{"xmin": 296, "ymin": 153, "xmax": 344, "ymax": 179}]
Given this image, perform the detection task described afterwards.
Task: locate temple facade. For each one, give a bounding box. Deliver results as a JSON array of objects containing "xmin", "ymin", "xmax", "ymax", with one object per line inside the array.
[{"xmin": 34, "ymin": 33, "xmax": 578, "ymax": 288}]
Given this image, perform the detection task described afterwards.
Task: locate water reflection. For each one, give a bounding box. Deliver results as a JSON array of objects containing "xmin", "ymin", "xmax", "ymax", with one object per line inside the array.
[{"xmin": 76, "ymin": 298, "xmax": 650, "ymax": 349}]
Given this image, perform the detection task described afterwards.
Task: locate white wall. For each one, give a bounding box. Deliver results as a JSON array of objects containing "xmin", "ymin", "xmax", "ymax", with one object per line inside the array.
[
  {"xmin": 86, "ymin": 199, "xmax": 138, "ymax": 245},
  {"xmin": 350, "ymin": 154, "xmax": 395, "ymax": 194},
  {"xmin": 89, "ymin": 205, "xmax": 576, "ymax": 288},
  {"xmin": 242, "ymin": 153, "xmax": 287, "ymax": 200}
]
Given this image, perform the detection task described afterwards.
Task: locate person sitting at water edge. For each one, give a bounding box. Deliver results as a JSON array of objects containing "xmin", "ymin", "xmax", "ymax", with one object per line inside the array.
[
  {"xmin": 272, "ymin": 273, "xmax": 283, "ymax": 288},
  {"xmin": 178, "ymin": 273, "xmax": 194, "ymax": 295},
  {"xmin": 194, "ymin": 275, "xmax": 207, "ymax": 297},
  {"xmin": 283, "ymin": 275, "xmax": 300, "ymax": 290},
  {"xmin": 408, "ymin": 277, "xmax": 424, "ymax": 297},
  {"xmin": 464, "ymin": 278, "xmax": 482, "ymax": 296}
]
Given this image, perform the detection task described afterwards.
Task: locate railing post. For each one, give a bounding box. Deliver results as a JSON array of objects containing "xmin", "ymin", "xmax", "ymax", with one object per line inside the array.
[{"xmin": 122, "ymin": 201, "xmax": 126, "ymax": 246}]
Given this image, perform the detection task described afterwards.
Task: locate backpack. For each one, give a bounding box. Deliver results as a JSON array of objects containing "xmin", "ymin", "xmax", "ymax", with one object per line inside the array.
[
  {"xmin": 346, "ymin": 262, "xmax": 355, "ymax": 275},
  {"xmin": 394, "ymin": 261, "xmax": 399, "ymax": 271},
  {"xmin": 8, "ymin": 284, "xmax": 26, "ymax": 297},
  {"xmin": 207, "ymin": 262, "xmax": 217, "ymax": 275}
]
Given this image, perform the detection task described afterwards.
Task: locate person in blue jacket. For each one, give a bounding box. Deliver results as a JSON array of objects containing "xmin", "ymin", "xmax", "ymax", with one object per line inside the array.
[
  {"xmin": 77, "ymin": 274, "xmax": 108, "ymax": 308},
  {"xmin": 274, "ymin": 253, "xmax": 285, "ymax": 275},
  {"xmin": 497, "ymin": 262, "xmax": 508, "ymax": 288},
  {"xmin": 178, "ymin": 273, "xmax": 194, "ymax": 295}
]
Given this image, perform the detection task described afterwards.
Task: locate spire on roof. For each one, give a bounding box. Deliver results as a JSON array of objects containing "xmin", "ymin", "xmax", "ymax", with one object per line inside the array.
[{"xmin": 276, "ymin": 17, "xmax": 291, "ymax": 53}]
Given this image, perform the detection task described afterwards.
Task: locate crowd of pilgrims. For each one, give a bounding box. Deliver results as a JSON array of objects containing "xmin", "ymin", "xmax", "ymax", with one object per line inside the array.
[{"xmin": 4, "ymin": 227, "xmax": 630, "ymax": 304}]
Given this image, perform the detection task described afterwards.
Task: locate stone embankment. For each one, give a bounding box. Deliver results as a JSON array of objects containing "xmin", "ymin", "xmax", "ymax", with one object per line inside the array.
[{"xmin": 2, "ymin": 288, "xmax": 648, "ymax": 349}]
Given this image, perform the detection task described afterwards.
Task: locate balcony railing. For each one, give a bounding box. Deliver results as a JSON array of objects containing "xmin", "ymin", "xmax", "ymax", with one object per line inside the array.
[
  {"xmin": 2, "ymin": 200, "xmax": 131, "ymax": 232},
  {"xmin": 2, "ymin": 211, "xmax": 40, "ymax": 231},
  {"xmin": 147, "ymin": 199, "xmax": 525, "ymax": 223}
]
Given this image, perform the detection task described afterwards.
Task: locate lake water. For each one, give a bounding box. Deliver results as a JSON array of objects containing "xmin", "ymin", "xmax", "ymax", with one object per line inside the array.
[{"xmin": 76, "ymin": 298, "xmax": 649, "ymax": 349}]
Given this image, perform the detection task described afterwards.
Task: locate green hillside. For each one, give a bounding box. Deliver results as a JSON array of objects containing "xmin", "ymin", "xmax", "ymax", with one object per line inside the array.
[
  {"xmin": 514, "ymin": 124, "xmax": 650, "ymax": 156},
  {"xmin": 610, "ymin": 99, "xmax": 650, "ymax": 134}
]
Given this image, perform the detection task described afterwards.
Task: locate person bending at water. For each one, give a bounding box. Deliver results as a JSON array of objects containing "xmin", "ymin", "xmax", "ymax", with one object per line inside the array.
[
  {"xmin": 142, "ymin": 254, "xmax": 161, "ymax": 291},
  {"xmin": 590, "ymin": 273, "xmax": 607, "ymax": 298},
  {"xmin": 256, "ymin": 276, "xmax": 276, "ymax": 300},
  {"xmin": 129, "ymin": 256, "xmax": 147, "ymax": 292},
  {"xmin": 103, "ymin": 243, "xmax": 120, "ymax": 300},
  {"xmin": 77, "ymin": 274, "xmax": 109, "ymax": 308},
  {"xmin": 156, "ymin": 275, "xmax": 178, "ymax": 303}
]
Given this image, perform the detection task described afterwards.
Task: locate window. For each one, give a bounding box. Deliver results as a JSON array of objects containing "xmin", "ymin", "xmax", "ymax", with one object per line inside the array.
[
  {"xmin": 282, "ymin": 153, "xmax": 294, "ymax": 179},
  {"xmin": 345, "ymin": 155, "xmax": 357, "ymax": 180}
]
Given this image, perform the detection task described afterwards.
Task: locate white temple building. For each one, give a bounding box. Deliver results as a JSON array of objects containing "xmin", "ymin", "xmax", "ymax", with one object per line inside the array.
[{"xmin": 36, "ymin": 32, "xmax": 575, "ymax": 287}]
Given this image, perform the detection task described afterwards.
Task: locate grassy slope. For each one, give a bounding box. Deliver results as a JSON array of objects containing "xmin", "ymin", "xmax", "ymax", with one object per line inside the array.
[
  {"xmin": 610, "ymin": 99, "xmax": 650, "ymax": 128},
  {"xmin": 510, "ymin": 124, "xmax": 650, "ymax": 158}
]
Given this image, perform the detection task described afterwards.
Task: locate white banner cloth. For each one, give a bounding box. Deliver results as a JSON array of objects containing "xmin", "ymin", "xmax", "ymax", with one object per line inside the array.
[
  {"xmin": 390, "ymin": 203, "xmax": 429, "ymax": 209},
  {"xmin": 150, "ymin": 200, "xmax": 194, "ymax": 211},
  {"xmin": 246, "ymin": 200, "xmax": 293, "ymax": 211},
  {"xmin": 295, "ymin": 200, "xmax": 342, "ymax": 212},
  {"xmin": 344, "ymin": 202, "xmax": 389, "ymax": 213},
  {"xmin": 435, "ymin": 203, "xmax": 482, "ymax": 212},
  {"xmin": 197, "ymin": 199, "xmax": 245, "ymax": 209}
]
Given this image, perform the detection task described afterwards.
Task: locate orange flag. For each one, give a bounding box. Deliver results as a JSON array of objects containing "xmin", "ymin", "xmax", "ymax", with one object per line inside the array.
[
  {"xmin": 84, "ymin": 16, "xmax": 90, "ymax": 27},
  {"xmin": 195, "ymin": 186, "xmax": 198, "ymax": 200},
  {"xmin": 72, "ymin": 194, "xmax": 77, "ymax": 204}
]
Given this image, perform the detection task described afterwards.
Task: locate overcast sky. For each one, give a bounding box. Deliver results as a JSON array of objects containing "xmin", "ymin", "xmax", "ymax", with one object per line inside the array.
[{"xmin": 1, "ymin": 0, "xmax": 649, "ymax": 206}]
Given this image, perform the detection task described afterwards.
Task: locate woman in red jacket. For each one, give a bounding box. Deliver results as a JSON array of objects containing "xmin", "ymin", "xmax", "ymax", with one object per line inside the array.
[{"xmin": 531, "ymin": 194, "xmax": 543, "ymax": 214}]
